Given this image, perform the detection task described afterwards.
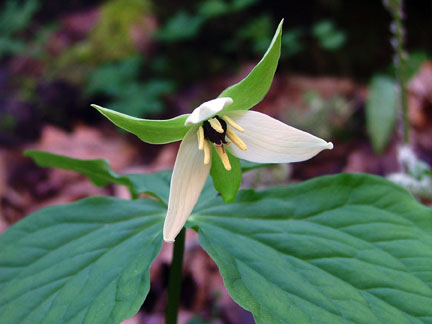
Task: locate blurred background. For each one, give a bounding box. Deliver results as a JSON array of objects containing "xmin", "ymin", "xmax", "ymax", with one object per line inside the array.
[{"xmin": 1, "ymin": 0, "xmax": 432, "ymax": 323}]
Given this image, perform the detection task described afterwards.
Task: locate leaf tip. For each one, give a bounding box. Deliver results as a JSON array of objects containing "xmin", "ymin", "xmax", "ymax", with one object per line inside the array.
[
  {"xmin": 276, "ymin": 19, "xmax": 284, "ymax": 34},
  {"xmin": 90, "ymin": 104, "xmax": 103, "ymax": 110},
  {"xmin": 23, "ymin": 149, "xmax": 33, "ymax": 157},
  {"xmin": 221, "ymin": 191, "xmax": 237, "ymax": 203}
]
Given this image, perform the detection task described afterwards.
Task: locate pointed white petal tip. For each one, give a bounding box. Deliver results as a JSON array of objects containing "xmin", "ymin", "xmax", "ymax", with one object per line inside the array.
[
  {"xmin": 185, "ymin": 97, "xmax": 233, "ymax": 126},
  {"xmin": 164, "ymin": 237, "xmax": 175, "ymax": 243},
  {"xmin": 226, "ymin": 111, "xmax": 335, "ymax": 163},
  {"xmin": 163, "ymin": 220, "xmax": 179, "ymax": 243},
  {"xmin": 164, "ymin": 128, "xmax": 210, "ymax": 247}
]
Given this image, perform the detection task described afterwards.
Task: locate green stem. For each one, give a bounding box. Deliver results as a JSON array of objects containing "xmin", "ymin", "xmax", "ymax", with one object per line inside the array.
[
  {"xmin": 392, "ymin": 0, "xmax": 410, "ymax": 143},
  {"xmin": 165, "ymin": 228, "xmax": 186, "ymax": 324}
]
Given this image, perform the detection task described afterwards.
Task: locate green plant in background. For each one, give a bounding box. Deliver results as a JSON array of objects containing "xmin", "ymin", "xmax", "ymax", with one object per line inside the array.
[
  {"xmin": 50, "ymin": 0, "xmax": 152, "ymax": 70},
  {"xmin": 0, "ymin": 0, "xmax": 39, "ymax": 57},
  {"xmin": 86, "ymin": 57, "xmax": 174, "ymax": 116},
  {"xmin": 384, "ymin": 0, "xmax": 409, "ymax": 143},
  {"xmin": 88, "ymin": 0, "xmax": 151, "ymax": 62},
  {"xmin": 236, "ymin": 15, "xmax": 274, "ymax": 54},
  {"xmin": 312, "ymin": 19, "xmax": 346, "ymax": 51},
  {"xmin": 365, "ymin": 75, "xmax": 398, "ymax": 154},
  {"xmin": 365, "ymin": 50, "xmax": 428, "ymax": 155},
  {"xmin": 0, "ymin": 114, "xmax": 16, "ymax": 132},
  {"xmin": 387, "ymin": 145, "xmax": 432, "ymax": 200},
  {"xmin": 280, "ymin": 27, "xmax": 304, "ymax": 58},
  {"xmin": 363, "ymin": 0, "xmax": 406, "ymax": 155},
  {"xmin": 157, "ymin": 0, "xmax": 258, "ymax": 42},
  {"xmin": 237, "ymin": 17, "xmax": 345, "ymax": 59},
  {"xmin": 156, "ymin": 11, "xmax": 204, "ymax": 43},
  {"xmin": 285, "ymin": 90, "xmax": 354, "ymax": 140},
  {"xmin": 45, "ymin": 0, "xmax": 168, "ymax": 117},
  {"xmin": 233, "ymin": 16, "xmax": 344, "ymax": 62},
  {"xmin": 378, "ymin": 0, "xmax": 432, "ymax": 198},
  {"xmin": 1, "ymin": 19, "xmax": 432, "ymax": 324},
  {"xmin": 404, "ymin": 50, "xmax": 428, "ymax": 78},
  {"xmin": 42, "ymin": 0, "xmax": 345, "ymax": 121}
]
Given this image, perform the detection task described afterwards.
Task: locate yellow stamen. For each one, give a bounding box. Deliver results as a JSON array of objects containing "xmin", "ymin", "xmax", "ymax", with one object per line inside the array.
[
  {"xmin": 197, "ymin": 126, "xmax": 204, "ymax": 150},
  {"xmin": 203, "ymin": 140, "xmax": 211, "ymax": 165},
  {"xmin": 208, "ymin": 118, "xmax": 224, "ymax": 133},
  {"xmin": 222, "ymin": 115, "xmax": 244, "ymax": 132},
  {"xmin": 226, "ymin": 129, "xmax": 247, "ymax": 151},
  {"xmin": 214, "ymin": 145, "xmax": 231, "ymax": 170}
]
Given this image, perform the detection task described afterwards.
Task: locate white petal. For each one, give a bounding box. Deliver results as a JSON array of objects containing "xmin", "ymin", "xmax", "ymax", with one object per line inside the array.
[
  {"xmin": 226, "ymin": 111, "xmax": 333, "ymax": 163},
  {"xmin": 164, "ymin": 128, "xmax": 211, "ymax": 242},
  {"xmin": 185, "ymin": 97, "xmax": 233, "ymax": 125}
]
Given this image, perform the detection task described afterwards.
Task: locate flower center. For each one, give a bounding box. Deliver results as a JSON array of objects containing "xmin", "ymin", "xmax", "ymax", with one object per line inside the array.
[
  {"xmin": 202, "ymin": 116, "xmax": 228, "ymax": 145},
  {"xmin": 196, "ymin": 115, "xmax": 247, "ymax": 171}
]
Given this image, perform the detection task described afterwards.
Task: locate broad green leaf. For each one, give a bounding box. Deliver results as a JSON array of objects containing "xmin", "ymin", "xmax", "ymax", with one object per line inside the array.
[
  {"xmin": 219, "ymin": 20, "xmax": 283, "ymax": 113},
  {"xmin": 91, "ymin": 104, "xmax": 190, "ymax": 144},
  {"xmin": 210, "ymin": 149, "xmax": 241, "ymax": 203},
  {"xmin": 127, "ymin": 170, "xmax": 219, "ymax": 209},
  {"xmin": 126, "ymin": 170, "xmax": 218, "ymax": 209},
  {"xmin": 25, "ymin": 150, "xmax": 172, "ymax": 203},
  {"xmin": 25, "ymin": 149, "xmax": 133, "ymax": 189},
  {"xmin": 191, "ymin": 173, "xmax": 432, "ymax": 324},
  {"xmin": 123, "ymin": 171, "xmax": 171, "ymax": 204},
  {"xmin": 366, "ymin": 76, "xmax": 397, "ymax": 154},
  {"xmin": 0, "ymin": 197, "xmax": 165, "ymax": 324},
  {"xmin": 25, "ymin": 150, "xmax": 220, "ymax": 209}
]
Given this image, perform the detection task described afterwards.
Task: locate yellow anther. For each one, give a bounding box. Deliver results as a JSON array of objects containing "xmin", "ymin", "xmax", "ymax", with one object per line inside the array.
[
  {"xmin": 222, "ymin": 115, "xmax": 244, "ymax": 132},
  {"xmin": 197, "ymin": 126, "xmax": 204, "ymax": 150},
  {"xmin": 214, "ymin": 145, "xmax": 231, "ymax": 170},
  {"xmin": 226, "ymin": 129, "xmax": 247, "ymax": 151},
  {"xmin": 208, "ymin": 118, "xmax": 224, "ymax": 133},
  {"xmin": 203, "ymin": 140, "xmax": 211, "ymax": 165}
]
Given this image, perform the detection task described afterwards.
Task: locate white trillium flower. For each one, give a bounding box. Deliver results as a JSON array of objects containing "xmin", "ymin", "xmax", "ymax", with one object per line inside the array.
[
  {"xmin": 91, "ymin": 20, "xmax": 327, "ymax": 243},
  {"xmin": 164, "ymin": 97, "xmax": 334, "ymax": 242}
]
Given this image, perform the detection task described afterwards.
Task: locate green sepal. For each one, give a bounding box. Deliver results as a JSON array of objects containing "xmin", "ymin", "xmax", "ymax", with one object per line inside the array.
[
  {"xmin": 218, "ymin": 19, "xmax": 283, "ymax": 113},
  {"xmin": 210, "ymin": 148, "xmax": 241, "ymax": 203},
  {"xmin": 91, "ymin": 104, "xmax": 190, "ymax": 144}
]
